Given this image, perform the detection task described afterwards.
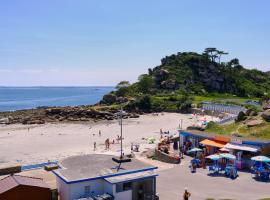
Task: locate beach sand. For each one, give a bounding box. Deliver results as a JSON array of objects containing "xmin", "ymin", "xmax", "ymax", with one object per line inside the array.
[{"xmin": 0, "ymin": 112, "xmax": 216, "ymax": 168}]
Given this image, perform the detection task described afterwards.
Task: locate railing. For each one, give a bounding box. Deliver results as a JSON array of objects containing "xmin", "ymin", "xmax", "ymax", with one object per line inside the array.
[
  {"xmin": 217, "ymin": 115, "xmax": 237, "ymax": 125},
  {"xmin": 202, "ymin": 103, "xmax": 246, "ymax": 115}
]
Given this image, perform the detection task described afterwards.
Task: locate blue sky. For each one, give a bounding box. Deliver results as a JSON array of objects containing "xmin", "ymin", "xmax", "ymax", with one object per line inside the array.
[{"xmin": 0, "ymin": 0, "xmax": 270, "ymax": 86}]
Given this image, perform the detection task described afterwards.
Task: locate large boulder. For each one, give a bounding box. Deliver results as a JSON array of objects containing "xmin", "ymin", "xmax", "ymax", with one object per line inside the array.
[
  {"xmin": 235, "ymin": 111, "xmax": 247, "ymax": 122},
  {"xmin": 45, "ymin": 108, "xmax": 62, "ymax": 115},
  {"xmin": 246, "ymin": 119, "xmax": 264, "ymax": 127},
  {"xmin": 262, "ymin": 101, "xmax": 270, "ymax": 110},
  {"xmin": 246, "ymin": 109, "xmax": 257, "ymax": 116},
  {"xmin": 160, "ymin": 79, "xmax": 179, "ymax": 90},
  {"xmin": 261, "ymin": 109, "xmax": 270, "ymax": 122}
]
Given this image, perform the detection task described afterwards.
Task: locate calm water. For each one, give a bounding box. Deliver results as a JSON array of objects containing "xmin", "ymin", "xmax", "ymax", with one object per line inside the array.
[{"xmin": 0, "ymin": 87, "xmax": 114, "ymax": 111}]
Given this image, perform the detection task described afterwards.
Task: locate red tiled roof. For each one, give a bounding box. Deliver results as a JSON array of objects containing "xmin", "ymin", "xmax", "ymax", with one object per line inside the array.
[{"xmin": 0, "ymin": 175, "xmax": 49, "ymax": 194}]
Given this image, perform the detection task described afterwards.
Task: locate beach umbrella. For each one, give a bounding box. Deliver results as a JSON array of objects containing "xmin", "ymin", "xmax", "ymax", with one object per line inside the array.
[
  {"xmin": 187, "ymin": 147, "xmax": 203, "ymax": 158},
  {"xmin": 220, "ymin": 153, "xmax": 236, "ymax": 160},
  {"xmin": 187, "ymin": 148, "xmax": 203, "ymax": 154},
  {"xmin": 251, "ymin": 156, "xmax": 270, "ymax": 163},
  {"xmin": 206, "ymin": 154, "xmax": 222, "ymax": 161}
]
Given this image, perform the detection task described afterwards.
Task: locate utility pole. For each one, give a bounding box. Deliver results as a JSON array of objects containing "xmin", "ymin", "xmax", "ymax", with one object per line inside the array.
[{"xmin": 120, "ymin": 106, "xmax": 123, "ymax": 159}]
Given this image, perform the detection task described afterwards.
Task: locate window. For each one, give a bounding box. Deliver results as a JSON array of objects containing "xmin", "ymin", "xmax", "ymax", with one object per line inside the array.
[
  {"xmin": 116, "ymin": 182, "xmax": 132, "ymax": 193},
  {"xmin": 123, "ymin": 182, "xmax": 132, "ymax": 190},
  {"xmin": 85, "ymin": 185, "xmax": 91, "ymax": 196}
]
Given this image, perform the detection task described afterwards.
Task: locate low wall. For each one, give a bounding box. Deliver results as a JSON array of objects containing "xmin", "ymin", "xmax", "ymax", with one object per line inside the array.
[
  {"xmin": 0, "ymin": 165, "xmax": 21, "ymax": 176},
  {"xmin": 155, "ymin": 149, "xmax": 180, "ymax": 164}
]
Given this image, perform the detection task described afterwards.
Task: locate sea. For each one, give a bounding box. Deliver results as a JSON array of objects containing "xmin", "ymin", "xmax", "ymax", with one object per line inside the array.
[{"xmin": 0, "ymin": 86, "xmax": 114, "ymax": 112}]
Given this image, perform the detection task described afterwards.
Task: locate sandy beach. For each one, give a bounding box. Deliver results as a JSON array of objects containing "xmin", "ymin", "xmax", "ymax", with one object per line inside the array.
[{"xmin": 0, "ymin": 112, "xmax": 215, "ymax": 167}]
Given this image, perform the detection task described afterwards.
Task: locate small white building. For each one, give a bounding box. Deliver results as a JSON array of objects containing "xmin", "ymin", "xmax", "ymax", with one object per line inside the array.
[{"xmin": 53, "ymin": 154, "xmax": 158, "ymax": 200}]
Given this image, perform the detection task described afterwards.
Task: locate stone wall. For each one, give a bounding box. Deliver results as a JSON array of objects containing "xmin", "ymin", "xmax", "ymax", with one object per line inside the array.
[{"xmin": 154, "ymin": 149, "xmax": 180, "ymax": 164}]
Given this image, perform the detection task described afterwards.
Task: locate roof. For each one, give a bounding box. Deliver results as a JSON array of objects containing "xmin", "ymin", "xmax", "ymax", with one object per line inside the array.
[
  {"xmin": 104, "ymin": 170, "xmax": 158, "ymax": 184},
  {"xmin": 200, "ymin": 139, "xmax": 227, "ymax": 148},
  {"xmin": 0, "ymin": 175, "xmax": 49, "ymax": 194},
  {"xmin": 180, "ymin": 130, "xmax": 270, "ymax": 144},
  {"xmin": 54, "ymin": 154, "xmax": 157, "ymax": 184},
  {"xmin": 224, "ymin": 143, "xmax": 261, "ymax": 152}
]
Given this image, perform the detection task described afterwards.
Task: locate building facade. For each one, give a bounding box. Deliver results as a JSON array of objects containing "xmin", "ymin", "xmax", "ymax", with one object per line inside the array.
[{"xmin": 53, "ymin": 154, "xmax": 157, "ymax": 200}]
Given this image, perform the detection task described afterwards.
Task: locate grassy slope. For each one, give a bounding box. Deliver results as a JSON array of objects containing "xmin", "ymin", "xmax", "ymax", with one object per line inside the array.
[{"xmin": 205, "ymin": 120, "xmax": 270, "ymax": 139}]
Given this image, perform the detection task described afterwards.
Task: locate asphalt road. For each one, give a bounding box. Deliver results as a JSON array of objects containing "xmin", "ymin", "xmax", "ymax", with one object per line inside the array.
[{"xmin": 157, "ymin": 157, "xmax": 270, "ymax": 200}]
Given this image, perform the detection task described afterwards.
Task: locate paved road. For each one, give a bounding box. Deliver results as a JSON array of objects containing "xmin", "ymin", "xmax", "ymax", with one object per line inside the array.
[{"xmin": 157, "ymin": 157, "xmax": 270, "ymax": 200}]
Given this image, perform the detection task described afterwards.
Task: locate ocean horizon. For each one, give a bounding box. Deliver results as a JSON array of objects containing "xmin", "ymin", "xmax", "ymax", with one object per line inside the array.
[{"xmin": 0, "ymin": 86, "xmax": 114, "ymax": 112}]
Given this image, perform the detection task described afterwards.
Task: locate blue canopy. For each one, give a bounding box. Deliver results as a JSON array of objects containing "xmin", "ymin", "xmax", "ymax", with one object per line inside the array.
[{"xmin": 220, "ymin": 153, "xmax": 236, "ymax": 160}]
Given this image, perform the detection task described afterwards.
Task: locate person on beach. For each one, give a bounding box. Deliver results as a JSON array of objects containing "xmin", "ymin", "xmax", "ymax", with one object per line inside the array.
[
  {"xmin": 183, "ymin": 188, "xmax": 191, "ymax": 200},
  {"xmin": 105, "ymin": 138, "xmax": 110, "ymax": 149},
  {"xmin": 107, "ymin": 139, "xmax": 110, "ymax": 149},
  {"xmin": 99, "ymin": 130, "xmax": 101, "ymax": 137},
  {"xmin": 94, "ymin": 142, "xmax": 96, "ymax": 151}
]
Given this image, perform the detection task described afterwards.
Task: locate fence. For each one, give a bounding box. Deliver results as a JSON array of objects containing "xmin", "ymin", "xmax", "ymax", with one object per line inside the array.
[
  {"xmin": 217, "ymin": 115, "xmax": 237, "ymax": 125},
  {"xmin": 202, "ymin": 102, "xmax": 246, "ymax": 115}
]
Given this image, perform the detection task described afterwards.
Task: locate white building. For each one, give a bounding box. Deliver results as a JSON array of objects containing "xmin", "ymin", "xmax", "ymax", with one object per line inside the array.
[{"xmin": 53, "ymin": 154, "xmax": 158, "ymax": 200}]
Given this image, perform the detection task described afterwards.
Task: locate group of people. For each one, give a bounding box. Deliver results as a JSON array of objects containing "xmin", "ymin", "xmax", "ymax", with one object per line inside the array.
[{"xmin": 92, "ymin": 130, "xmax": 124, "ymax": 151}]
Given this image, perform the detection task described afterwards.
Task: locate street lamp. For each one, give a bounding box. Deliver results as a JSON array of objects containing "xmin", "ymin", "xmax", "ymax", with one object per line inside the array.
[{"xmin": 112, "ymin": 105, "xmax": 131, "ymax": 165}]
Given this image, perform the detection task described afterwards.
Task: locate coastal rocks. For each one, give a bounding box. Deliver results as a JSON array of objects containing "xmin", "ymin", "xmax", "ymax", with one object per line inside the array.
[
  {"xmin": 0, "ymin": 118, "xmax": 9, "ymax": 124},
  {"xmin": 262, "ymin": 100, "xmax": 270, "ymax": 110},
  {"xmin": 0, "ymin": 105, "xmax": 141, "ymax": 125},
  {"xmin": 22, "ymin": 118, "xmax": 45, "ymax": 125},
  {"xmin": 261, "ymin": 109, "xmax": 270, "ymax": 122},
  {"xmin": 235, "ymin": 111, "xmax": 247, "ymax": 122}
]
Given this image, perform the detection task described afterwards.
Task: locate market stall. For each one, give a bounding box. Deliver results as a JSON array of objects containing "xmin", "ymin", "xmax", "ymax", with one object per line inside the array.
[{"xmin": 224, "ymin": 142, "xmax": 261, "ymax": 169}]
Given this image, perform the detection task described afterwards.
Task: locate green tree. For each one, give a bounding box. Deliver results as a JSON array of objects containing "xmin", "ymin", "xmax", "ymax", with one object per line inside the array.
[
  {"xmin": 115, "ymin": 81, "xmax": 131, "ymax": 97},
  {"xmin": 137, "ymin": 74, "xmax": 154, "ymax": 93},
  {"xmin": 176, "ymin": 92, "xmax": 193, "ymax": 112},
  {"xmin": 216, "ymin": 50, "xmax": 228, "ymax": 64}
]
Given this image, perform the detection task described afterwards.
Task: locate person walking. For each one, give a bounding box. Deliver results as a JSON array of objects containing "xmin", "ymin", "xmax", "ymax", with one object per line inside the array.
[
  {"xmin": 99, "ymin": 130, "xmax": 101, "ymax": 137},
  {"xmin": 94, "ymin": 142, "xmax": 96, "ymax": 151},
  {"xmin": 183, "ymin": 188, "xmax": 191, "ymax": 200}
]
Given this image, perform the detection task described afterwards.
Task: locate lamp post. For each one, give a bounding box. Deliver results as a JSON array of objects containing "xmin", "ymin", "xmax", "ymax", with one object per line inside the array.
[{"xmin": 118, "ymin": 106, "xmax": 124, "ymax": 159}]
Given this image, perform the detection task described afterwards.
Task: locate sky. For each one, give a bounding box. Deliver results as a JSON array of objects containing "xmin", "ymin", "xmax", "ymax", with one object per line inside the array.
[{"xmin": 0, "ymin": 0, "xmax": 270, "ymax": 86}]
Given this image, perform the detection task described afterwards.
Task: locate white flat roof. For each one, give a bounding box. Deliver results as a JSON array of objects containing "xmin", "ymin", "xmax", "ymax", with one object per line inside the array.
[
  {"xmin": 104, "ymin": 171, "xmax": 157, "ymax": 184},
  {"xmin": 54, "ymin": 154, "xmax": 157, "ymax": 183}
]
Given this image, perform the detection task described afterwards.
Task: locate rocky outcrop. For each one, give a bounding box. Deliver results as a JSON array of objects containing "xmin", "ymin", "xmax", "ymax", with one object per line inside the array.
[
  {"xmin": 246, "ymin": 109, "xmax": 257, "ymax": 116},
  {"xmin": 235, "ymin": 111, "xmax": 247, "ymax": 122},
  {"xmin": 0, "ymin": 106, "xmax": 141, "ymax": 125},
  {"xmin": 261, "ymin": 109, "xmax": 270, "ymax": 122},
  {"xmin": 160, "ymin": 79, "xmax": 179, "ymax": 90},
  {"xmin": 262, "ymin": 100, "xmax": 270, "ymax": 110},
  {"xmin": 245, "ymin": 119, "xmax": 265, "ymax": 127}
]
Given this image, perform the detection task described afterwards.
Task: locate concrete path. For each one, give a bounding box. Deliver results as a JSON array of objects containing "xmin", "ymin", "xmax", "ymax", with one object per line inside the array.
[{"xmin": 157, "ymin": 157, "xmax": 270, "ymax": 200}]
